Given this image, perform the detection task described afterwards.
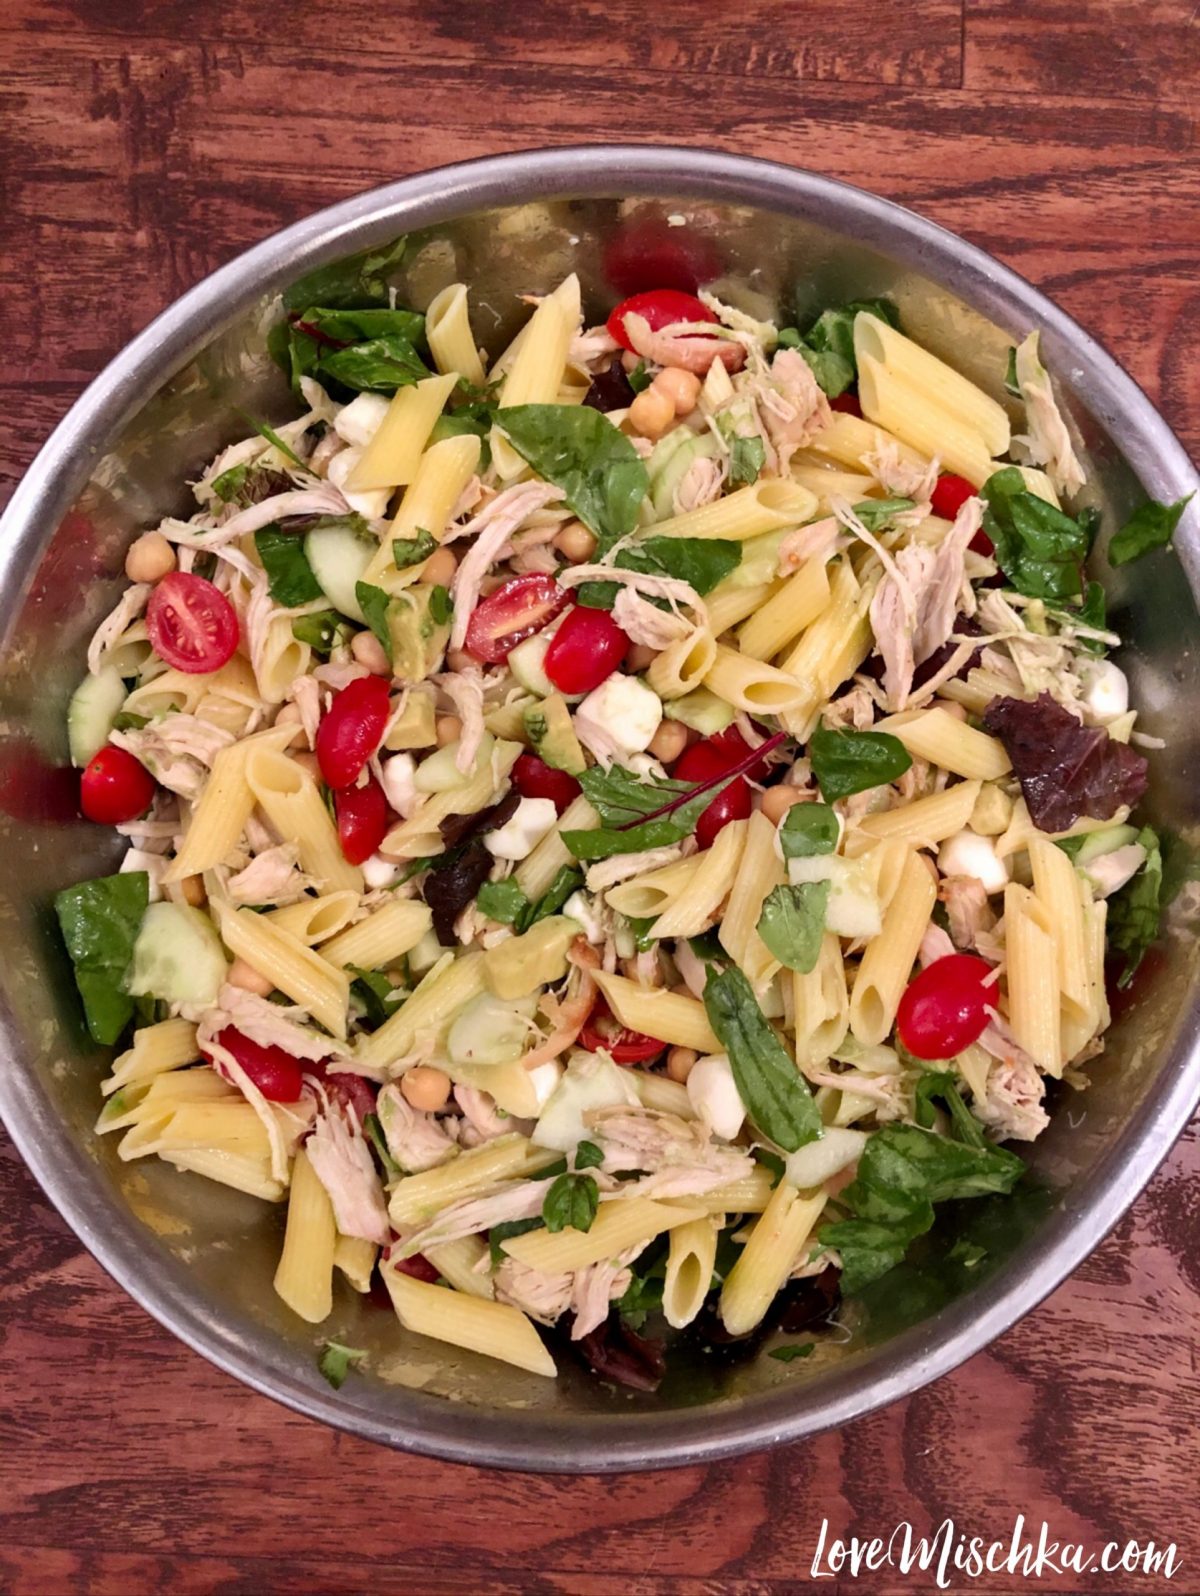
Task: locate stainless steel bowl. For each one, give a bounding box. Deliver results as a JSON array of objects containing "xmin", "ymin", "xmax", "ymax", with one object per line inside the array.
[{"xmin": 2, "ymin": 146, "xmax": 1198, "ymax": 1473}]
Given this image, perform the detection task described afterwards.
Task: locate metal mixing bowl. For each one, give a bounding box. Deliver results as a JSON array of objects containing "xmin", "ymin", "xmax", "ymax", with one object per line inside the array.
[{"xmin": 2, "ymin": 146, "xmax": 1198, "ymax": 1472}]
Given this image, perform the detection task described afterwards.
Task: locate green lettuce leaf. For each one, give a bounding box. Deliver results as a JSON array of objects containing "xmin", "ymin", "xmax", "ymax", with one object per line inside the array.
[{"xmin": 54, "ymin": 871, "xmax": 149, "ymax": 1044}]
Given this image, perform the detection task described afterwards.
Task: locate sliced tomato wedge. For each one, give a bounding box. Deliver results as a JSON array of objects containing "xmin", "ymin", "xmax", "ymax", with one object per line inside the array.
[
  {"xmin": 316, "ymin": 675, "xmax": 392, "ymax": 790},
  {"xmin": 606, "ymin": 289, "xmax": 718, "ymax": 353},
  {"xmin": 464, "ymin": 574, "xmax": 568, "ymax": 664},
  {"xmin": 335, "ymin": 775, "xmax": 390, "ymax": 864},
  {"xmin": 578, "ymin": 999, "xmax": 665, "ymax": 1063},
  {"xmin": 146, "ymin": 572, "xmax": 239, "ymax": 674},
  {"xmin": 204, "ymin": 1027, "xmax": 305, "ymax": 1102}
]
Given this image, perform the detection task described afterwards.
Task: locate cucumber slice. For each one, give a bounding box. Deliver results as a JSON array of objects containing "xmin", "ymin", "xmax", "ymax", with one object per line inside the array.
[
  {"xmin": 1069, "ymin": 823, "xmax": 1139, "ymax": 868},
  {"xmin": 446, "ymin": 992, "xmax": 537, "ymax": 1068},
  {"xmin": 127, "ymin": 902, "xmax": 228, "ymax": 1006},
  {"xmin": 305, "ymin": 522, "xmax": 375, "ymax": 624},
  {"xmin": 508, "ymin": 633, "xmax": 556, "ymax": 698},
  {"xmin": 67, "ymin": 666, "xmax": 128, "ymax": 767},
  {"xmin": 413, "ymin": 732, "xmax": 495, "ymax": 794},
  {"xmin": 533, "ymin": 1050, "xmax": 639, "ymax": 1153}
]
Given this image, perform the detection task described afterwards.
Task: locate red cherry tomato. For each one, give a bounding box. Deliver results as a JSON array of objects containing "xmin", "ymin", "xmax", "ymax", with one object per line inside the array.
[
  {"xmin": 543, "ymin": 604, "xmax": 630, "ymax": 694},
  {"xmin": 79, "ymin": 745, "xmax": 156, "ymax": 825},
  {"xmin": 896, "ymin": 954, "xmax": 996, "ymax": 1061},
  {"xmin": 316, "ymin": 675, "xmax": 391, "ymax": 790},
  {"xmin": 465, "ymin": 573, "xmax": 568, "ymax": 664},
  {"xmin": 673, "ymin": 728, "xmax": 768, "ymax": 850},
  {"xmin": 578, "ymin": 1000, "xmax": 665, "ymax": 1063},
  {"xmin": 146, "ymin": 572, "xmax": 239, "ymax": 674},
  {"xmin": 335, "ymin": 775, "xmax": 390, "ymax": 864},
  {"xmin": 388, "ymin": 1250, "xmax": 440, "ymax": 1283},
  {"xmin": 512, "ymin": 752, "xmax": 582, "ymax": 814},
  {"xmin": 606, "ymin": 289, "xmax": 718, "ymax": 353},
  {"xmin": 830, "ymin": 392, "xmax": 863, "ymax": 417},
  {"xmin": 206, "ymin": 1027, "xmax": 304, "ymax": 1102},
  {"xmin": 603, "ymin": 222, "xmax": 722, "ymax": 296},
  {"xmin": 930, "ymin": 473, "xmax": 976, "ymax": 521}
]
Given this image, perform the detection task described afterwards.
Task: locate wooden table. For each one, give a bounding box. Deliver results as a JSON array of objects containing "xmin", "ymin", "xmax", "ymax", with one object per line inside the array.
[{"xmin": 2, "ymin": 4, "xmax": 1199, "ymax": 1592}]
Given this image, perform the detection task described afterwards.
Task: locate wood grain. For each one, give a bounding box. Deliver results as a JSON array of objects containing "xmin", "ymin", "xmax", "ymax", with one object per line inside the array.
[{"xmin": 1, "ymin": 3, "xmax": 1199, "ymax": 1592}]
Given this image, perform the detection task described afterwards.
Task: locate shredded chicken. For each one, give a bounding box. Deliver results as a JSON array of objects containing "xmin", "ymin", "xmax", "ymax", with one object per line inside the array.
[
  {"xmin": 286, "ymin": 674, "xmax": 323, "ymax": 747},
  {"xmin": 87, "ymin": 584, "xmax": 150, "ymax": 676},
  {"xmin": 972, "ymin": 1052, "xmax": 1049, "ymax": 1143},
  {"xmin": 619, "ymin": 310, "xmax": 746, "ymax": 376},
  {"xmin": 1013, "ymin": 331, "xmax": 1086, "ymax": 498},
  {"xmin": 568, "ymin": 1248, "xmax": 641, "ymax": 1340},
  {"xmin": 862, "ymin": 435, "xmax": 940, "ymax": 504},
  {"xmin": 586, "ymin": 844, "xmax": 686, "ymax": 894},
  {"xmin": 754, "ymin": 348, "xmax": 832, "ymax": 467},
  {"xmin": 226, "ymin": 843, "xmax": 315, "ymax": 907},
  {"xmin": 403, "ymin": 1176, "xmax": 553, "ymax": 1254},
  {"xmin": 173, "ymin": 485, "xmax": 349, "ymax": 550},
  {"xmin": 454, "ymin": 1083, "xmax": 523, "ymax": 1148},
  {"xmin": 1083, "ymin": 842, "xmax": 1147, "ymax": 898},
  {"xmin": 868, "ymin": 495, "xmax": 982, "ymax": 709},
  {"xmin": 110, "ymin": 716, "xmax": 233, "ymax": 801},
  {"xmin": 674, "ymin": 455, "xmax": 727, "ymax": 515},
  {"xmin": 940, "ymin": 875, "xmax": 997, "ymax": 951},
  {"xmin": 587, "ymin": 1106, "xmax": 755, "ymax": 1199},
  {"xmin": 194, "ymin": 1011, "xmax": 294, "ymax": 1183},
  {"xmin": 495, "ymin": 1258, "xmax": 574, "ymax": 1324},
  {"xmin": 519, "ymin": 939, "xmax": 601, "ymax": 1069},
  {"xmin": 611, "ymin": 589, "xmax": 695, "ymax": 650},
  {"xmin": 432, "ymin": 665, "xmax": 486, "ymax": 774},
  {"xmin": 377, "ymin": 1082, "xmax": 459, "ymax": 1174},
  {"xmin": 448, "ymin": 481, "xmax": 565, "ymax": 649},
  {"xmin": 306, "ymin": 1098, "xmax": 390, "ymax": 1245},
  {"xmin": 208, "ymin": 984, "xmax": 347, "ymax": 1061},
  {"xmin": 778, "ymin": 516, "xmax": 840, "ymax": 576},
  {"xmin": 823, "ymin": 685, "xmax": 876, "ymax": 730},
  {"xmin": 568, "ymin": 325, "xmax": 621, "ymax": 369},
  {"xmin": 918, "ymin": 923, "xmax": 958, "ymax": 968}
]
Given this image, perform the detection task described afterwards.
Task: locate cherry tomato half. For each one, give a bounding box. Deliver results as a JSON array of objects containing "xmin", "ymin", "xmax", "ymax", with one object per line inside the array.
[
  {"xmin": 146, "ymin": 572, "xmax": 239, "ymax": 675},
  {"xmin": 896, "ymin": 954, "xmax": 996, "ymax": 1061},
  {"xmin": 930, "ymin": 473, "xmax": 976, "ymax": 521},
  {"xmin": 673, "ymin": 728, "xmax": 768, "ymax": 851},
  {"xmin": 543, "ymin": 604, "xmax": 630, "ymax": 695},
  {"xmin": 512, "ymin": 752, "xmax": 582, "ymax": 814},
  {"xmin": 316, "ymin": 675, "xmax": 391, "ymax": 790},
  {"xmin": 465, "ymin": 573, "xmax": 568, "ymax": 664},
  {"xmin": 606, "ymin": 289, "xmax": 718, "ymax": 353},
  {"xmin": 578, "ymin": 1000, "xmax": 665, "ymax": 1063},
  {"xmin": 79, "ymin": 745, "xmax": 156, "ymax": 825},
  {"xmin": 205, "ymin": 1026, "xmax": 304, "ymax": 1102},
  {"xmin": 335, "ymin": 775, "xmax": 390, "ymax": 864},
  {"xmin": 830, "ymin": 392, "xmax": 863, "ymax": 417}
]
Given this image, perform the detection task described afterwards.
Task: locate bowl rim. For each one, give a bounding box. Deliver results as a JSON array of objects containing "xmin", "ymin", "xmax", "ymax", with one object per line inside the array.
[{"xmin": 2, "ymin": 143, "xmax": 1199, "ymax": 1473}]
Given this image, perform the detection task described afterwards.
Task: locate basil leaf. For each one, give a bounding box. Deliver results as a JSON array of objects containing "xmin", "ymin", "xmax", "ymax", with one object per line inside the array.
[
  {"xmin": 778, "ymin": 802, "xmax": 839, "ymax": 859},
  {"xmin": 982, "ymin": 467, "xmax": 1091, "ymax": 600},
  {"xmin": 702, "ymin": 966, "xmax": 822, "ymax": 1152},
  {"xmin": 476, "ymin": 879, "xmax": 530, "ymax": 926},
  {"xmin": 489, "ymin": 1216, "xmax": 543, "ymax": 1268},
  {"xmin": 112, "ymin": 711, "xmax": 149, "ymax": 732},
  {"xmin": 525, "ymin": 866, "xmax": 584, "ymax": 929},
  {"xmin": 769, "ymin": 1342, "xmax": 815, "ymax": 1363},
  {"xmin": 254, "ymin": 525, "xmax": 324, "ymax": 607},
  {"xmin": 756, "ymin": 882, "xmax": 829, "ymax": 974},
  {"xmin": 574, "ymin": 1139, "xmax": 605, "ymax": 1171},
  {"xmin": 729, "ymin": 435, "xmax": 766, "ymax": 487},
  {"xmin": 1108, "ymin": 494, "xmax": 1194, "ymax": 567},
  {"xmin": 428, "ymin": 584, "xmax": 453, "ymax": 626},
  {"xmin": 1107, "ymin": 826, "xmax": 1163, "ymax": 989},
  {"xmin": 348, "ymin": 966, "xmax": 404, "ymax": 1031},
  {"xmin": 211, "ymin": 463, "xmax": 249, "ymax": 502},
  {"xmin": 292, "ymin": 610, "xmax": 353, "ymax": 656},
  {"xmin": 281, "ymin": 237, "xmax": 409, "ymax": 313},
  {"xmin": 500, "ymin": 404, "xmax": 649, "ymax": 553},
  {"xmin": 318, "ymin": 1341, "xmax": 365, "ymax": 1389},
  {"xmin": 820, "ymin": 1122, "xmax": 1024, "ymax": 1292},
  {"xmin": 616, "ymin": 1266, "xmax": 664, "ymax": 1329},
  {"xmin": 626, "ymin": 359, "xmax": 652, "ymax": 394},
  {"xmin": 576, "ymin": 536, "xmax": 740, "ymax": 611},
  {"xmin": 809, "ymin": 727, "xmax": 912, "ymax": 801},
  {"xmin": 779, "ymin": 298, "xmax": 900, "ymax": 398},
  {"xmin": 542, "ymin": 1172, "xmax": 600, "ymax": 1234},
  {"xmin": 851, "ymin": 497, "xmax": 915, "ymax": 533},
  {"xmin": 1004, "ymin": 347, "xmax": 1021, "ymax": 398},
  {"xmin": 430, "ymin": 406, "xmax": 495, "ymax": 470},
  {"xmin": 316, "ymin": 334, "xmax": 430, "ymax": 394},
  {"xmin": 393, "ymin": 530, "xmax": 437, "ymax": 568},
  {"xmin": 355, "ymin": 581, "xmax": 394, "ymax": 663},
  {"xmin": 54, "ymin": 871, "xmax": 150, "ymax": 1045}
]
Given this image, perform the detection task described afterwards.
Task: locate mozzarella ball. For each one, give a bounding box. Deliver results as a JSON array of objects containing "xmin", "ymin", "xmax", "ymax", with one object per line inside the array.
[
  {"xmin": 379, "ymin": 752, "xmax": 418, "ymax": 818},
  {"xmin": 326, "ymin": 446, "xmax": 392, "ymax": 520},
  {"xmin": 1080, "ymin": 660, "xmax": 1129, "ymax": 723},
  {"xmin": 485, "ymin": 796, "xmax": 559, "ymax": 861},
  {"xmin": 333, "ymin": 393, "xmax": 391, "ymax": 449},
  {"xmin": 686, "ymin": 1053, "xmax": 746, "ymax": 1141},
  {"xmin": 938, "ymin": 828, "xmax": 1010, "ymax": 894},
  {"xmin": 574, "ymin": 674, "xmax": 663, "ymax": 763}
]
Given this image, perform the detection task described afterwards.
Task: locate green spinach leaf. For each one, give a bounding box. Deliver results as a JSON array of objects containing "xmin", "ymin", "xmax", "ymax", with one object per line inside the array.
[
  {"xmin": 1108, "ymin": 494, "xmax": 1194, "ymax": 567},
  {"xmin": 702, "ymin": 966, "xmax": 822, "ymax": 1152},
  {"xmin": 500, "ymin": 404, "xmax": 649, "ymax": 553},
  {"xmin": 778, "ymin": 298, "xmax": 900, "ymax": 398},
  {"xmin": 729, "ymin": 435, "xmax": 766, "ymax": 487},
  {"xmin": 355, "ymin": 580, "xmax": 394, "ymax": 663},
  {"xmin": 778, "ymin": 802, "xmax": 840, "ymax": 859},
  {"xmin": 756, "ymin": 881, "xmax": 830, "ymax": 974},
  {"xmin": 318, "ymin": 1341, "xmax": 365, "ymax": 1389},
  {"xmin": 982, "ymin": 466, "xmax": 1092, "ymax": 600},
  {"xmin": 54, "ymin": 871, "xmax": 149, "ymax": 1045},
  {"xmin": 254, "ymin": 525, "xmax": 324, "ymax": 607},
  {"xmin": 476, "ymin": 879, "xmax": 530, "ymax": 926},
  {"xmin": 809, "ymin": 727, "xmax": 912, "ymax": 801}
]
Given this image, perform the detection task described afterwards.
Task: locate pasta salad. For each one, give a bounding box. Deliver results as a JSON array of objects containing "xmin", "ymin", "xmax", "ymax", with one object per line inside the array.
[{"xmin": 56, "ymin": 259, "xmax": 1188, "ymax": 1389}]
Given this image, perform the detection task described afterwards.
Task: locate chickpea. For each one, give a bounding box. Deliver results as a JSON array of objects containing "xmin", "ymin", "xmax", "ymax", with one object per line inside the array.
[
  {"xmin": 436, "ymin": 714, "xmax": 462, "ymax": 748},
  {"xmin": 445, "ymin": 646, "xmax": 475, "ymax": 674},
  {"xmin": 178, "ymin": 874, "xmax": 206, "ymax": 907},
  {"xmin": 625, "ymin": 642, "xmax": 658, "ymax": 674},
  {"xmin": 628, "ymin": 386, "xmax": 676, "ymax": 440},
  {"xmin": 124, "ymin": 531, "xmax": 177, "ymax": 585},
  {"xmin": 652, "ymin": 366, "xmax": 702, "ymax": 416},
  {"xmin": 272, "ymin": 701, "xmax": 307, "ymax": 747},
  {"xmin": 290, "ymin": 750, "xmax": 322, "ymax": 782},
  {"xmin": 227, "ymin": 957, "xmax": 274, "ymax": 997},
  {"xmin": 667, "ymin": 1047, "xmax": 698, "ymax": 1084},
  {"xmin": 553, "ymin": 519, "xmax": 598, "ymax": 563},
  {"xmin": 422, "ymin": 546, "xmax": 457, "ymax": 588},
  {"xmin": 401, "ymin": 1065, "xmax": 452, "ymax": 1113},
  {"xmin": 647, "ymin": 720, "xmax": 688, "ymax": 765},
  {"xmin": 351, "ymin": 630, "xmax": 392, "ymax": 675},
  {"xmin": 759, "ymin": 785, "xmax": 809, "ymax": 825}
]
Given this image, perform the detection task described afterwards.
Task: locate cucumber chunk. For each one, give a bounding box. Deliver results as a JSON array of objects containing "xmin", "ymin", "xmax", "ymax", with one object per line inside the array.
[
  {"xmin": 127, "ymin": 902, "xmax": 228, "ymax": 1006},
  {"xmin": 305, "ymin": 522, "xmax": 375, "ymax": 624},
  {"xmin": 67, "ymin": 666, "xmax": 128, "ymax": 767}
]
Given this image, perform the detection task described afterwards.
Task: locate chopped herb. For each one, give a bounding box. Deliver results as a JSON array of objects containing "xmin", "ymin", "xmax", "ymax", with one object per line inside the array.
[
  {"xmin": 851, "ymin": 497, "xmax": 915, "ymax": 532},
  {"xmin": 729, "ymin": 434, "xmax": 766, "ymax": 487},
  {"xmin": 210, "ymin": 463, "xmax": 249, "ymax": 502},
  {"xmin": 291, "ymin": 610, "xmax": 353, "ymax": 655},
  {"xmin": 392, "ymin": 530, "xmax": 438, "ymax": 568},
  {"xmin": 475, "ymin": 878, "xmax": 530, "ymax": 926},
  {"xmin": 318, "ymin": 1341, "xmax": 365, "ymax": 1390},
  {"xmin": 348, "ymin": 966, "xmax": 404, "ymax": 1030},
  {"xmin": 778, "ymin": 802, "xmax": 839, "ymax": 859},
  {"xmin": 809, "ymin": 727, "xmax": 912, "ymax": 802},
  {"xmin": 428, "ymin": 584, "xmax": 453, "ymax": 625},
  {"xmin": 768, "ymin": 1342, "xmax": 815, "ymax": 1363},
  {"xmin": 355, "ymin": 580, "xmax": 394, "ymax": 664},
  {"xmin": 1108, "ymin": 494, "xmax": 1194, "ymax": 567},
  {"xmin": 626, "ymin": 359, "xmax": 652, "ymax": 394},
  {"xmin": 542, "ymin": 1172, "xmax": 599, "ymax": 1233},
  {"xmin": 1003, "ymin": 347, "xmax": 1021, "ymax": 398},
  {"xmin": 233, "ymin": 409, "xmax": 306, "ymax": 471},
  {"xmin": 112, "ymin": 710, "xmax": 149, "ymax": 732},
  {"xmin": 574, "ymin": 1139, "xmax": 605, "ymax": 1171},
  {"xmin": 757, "ymin": 1149, "xmax": 786, "ymax": 1188},
  {"xmin": 488, "ymin": 1217, "xmax": 543, "ymax": 1268},
  {"xmin": 254, "ymin": 525, "xmax": 324, "ymax": 607},
  {"xmin": 982, "ymin": 466, "xmax": 1094, "ymax": 601},
  {"xmin": 702, "ymin": 966, "xmax": 822, "ymax": 1152},
  {"xmin": 363, "ymin": 1110, "xmax": 401, "ymax": 1178}
]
